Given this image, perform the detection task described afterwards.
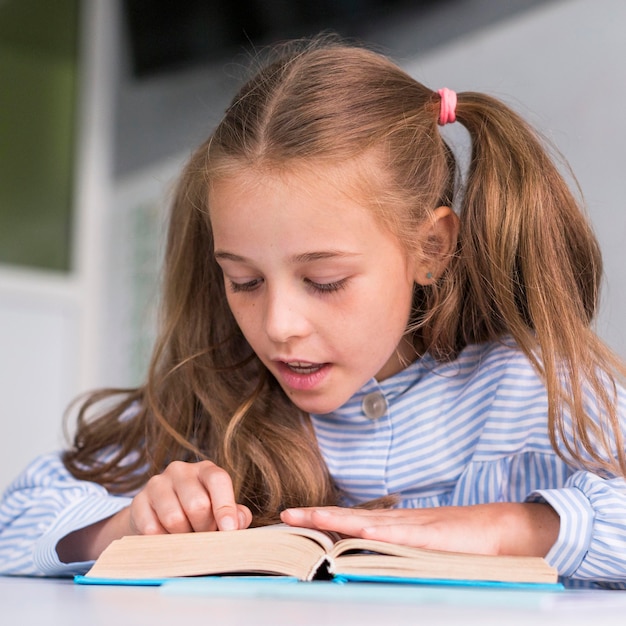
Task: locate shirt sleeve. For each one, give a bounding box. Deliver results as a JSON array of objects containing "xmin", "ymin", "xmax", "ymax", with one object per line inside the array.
[
  {"xmin": 0, "ymin": 452, "xmax": 132, "ymax": 577},
  {"xmin": 530, "ymin": 471, "xmax": 626, "ymax": 582}
]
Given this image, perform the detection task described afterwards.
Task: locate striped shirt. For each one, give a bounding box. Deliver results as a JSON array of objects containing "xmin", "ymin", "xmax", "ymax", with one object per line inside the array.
[{"xmin": 2, "ymin": 338, "xmax": 626, "ymax": 586}]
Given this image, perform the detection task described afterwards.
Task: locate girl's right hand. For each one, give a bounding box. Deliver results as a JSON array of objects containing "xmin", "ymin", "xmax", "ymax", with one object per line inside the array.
[
  {"xmin": 57, "ymin": 460, "xmax": 252, "ymax": 563},
  {"xmin": 128, "ymin": 460, "xmax": 252, "ymax": 535}
]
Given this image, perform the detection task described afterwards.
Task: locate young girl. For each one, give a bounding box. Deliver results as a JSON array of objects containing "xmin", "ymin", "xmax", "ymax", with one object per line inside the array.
[{"xmin": 2, "ymin": 37, "xmax": 626, "ymax": 587}]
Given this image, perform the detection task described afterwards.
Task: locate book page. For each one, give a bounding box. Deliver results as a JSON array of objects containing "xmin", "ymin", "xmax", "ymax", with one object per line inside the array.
[
  {"xmin": 85, "ymin": 525, "xmax": 336, "ymax": 581},
  {"xmin": 262, "ymin": 524, "xmax": 339, "ymax": 552},
  {"xmin": 329, "ymin": 538, "xmax": 557, "ymax": 584}
]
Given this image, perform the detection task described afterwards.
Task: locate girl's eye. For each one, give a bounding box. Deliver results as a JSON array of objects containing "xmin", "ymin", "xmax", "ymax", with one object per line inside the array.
[
  {"xmin": 305, "ymin": 278, "xmax": 348, "ymax": 293},
  {"xmin": 228, "ymin": 278, "xmax": 262, "ymax": 293},
  {"xmin": 227, "ymin": 277, "xmax": 348, "ymax": 294}
]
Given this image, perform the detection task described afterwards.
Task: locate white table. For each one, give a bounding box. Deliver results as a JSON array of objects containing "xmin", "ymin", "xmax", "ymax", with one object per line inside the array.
[{"xmin": 2, "ymin": 576, "xmax": 626, "ymax": 626}]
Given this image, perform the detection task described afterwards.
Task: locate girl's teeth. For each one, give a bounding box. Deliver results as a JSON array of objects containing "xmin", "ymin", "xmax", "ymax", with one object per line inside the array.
[{"xmin": 287, "ymin": 362, "xmax": 322, "ymax": 374}]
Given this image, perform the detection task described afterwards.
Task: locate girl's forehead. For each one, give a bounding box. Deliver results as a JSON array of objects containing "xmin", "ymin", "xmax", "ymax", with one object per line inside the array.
[
  {"xmin": 209, "ymin": 162, "xmax": 395, "ymax": 242},
  {"xmin": 207, "ymin": 153, "xmax": 414, "ymax": 256},
  {"xmin": 209, "ymin": 164, "xmax": 411, "ymax": 271},
  {"xmin": 209, "ymin": 152, "xmax": 385, "ymax": 201},
  {"xmin": 209, "ymin": 165, "xmax": 369, "ymax": 222}
]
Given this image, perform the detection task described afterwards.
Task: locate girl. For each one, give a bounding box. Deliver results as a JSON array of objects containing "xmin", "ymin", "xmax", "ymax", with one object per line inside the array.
[{"xmin": 2, "ymin": 37, "xmax": 626, "ymax": 587}]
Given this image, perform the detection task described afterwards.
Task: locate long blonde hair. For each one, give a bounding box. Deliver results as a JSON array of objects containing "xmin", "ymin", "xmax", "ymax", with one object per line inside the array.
[{"xmin": 64, "ymin": 37, "xmax": 626, "ymax": 523}]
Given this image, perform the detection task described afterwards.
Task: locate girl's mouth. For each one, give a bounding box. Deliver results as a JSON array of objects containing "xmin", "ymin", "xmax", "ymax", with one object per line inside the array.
[
  {"xmin": 275, "ymin": 360, "xmax": 331, "ymax": 391},
  {"xmin": 284, "ymin": 361, "xmax": 324, "ymax": 375}
]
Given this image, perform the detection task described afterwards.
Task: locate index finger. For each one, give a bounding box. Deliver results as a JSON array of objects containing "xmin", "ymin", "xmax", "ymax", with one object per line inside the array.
[
  {"xmin": 281, "ymin": 506, "xmax": 382, "ymax": 536},
  {"xmin": 197, "ymin": 463, "xmax": 242, "ymax": 531}
]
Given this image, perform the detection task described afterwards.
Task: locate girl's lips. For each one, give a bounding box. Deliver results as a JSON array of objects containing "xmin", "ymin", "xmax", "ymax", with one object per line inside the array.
[{"xmin": 274, "ymin": 360, "xmax": 331, "ymax": 391}]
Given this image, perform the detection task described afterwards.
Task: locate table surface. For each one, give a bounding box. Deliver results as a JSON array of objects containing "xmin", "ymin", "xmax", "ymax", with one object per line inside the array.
[{"xmin": 3, "ymin": 576, "xmax": 626, "ymax": 626}]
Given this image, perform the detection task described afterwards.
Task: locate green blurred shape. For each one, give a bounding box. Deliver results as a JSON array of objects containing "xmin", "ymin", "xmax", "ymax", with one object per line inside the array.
[{"xmin": 0, "ymin": 0, "xmax": 80, "ymax": 272}]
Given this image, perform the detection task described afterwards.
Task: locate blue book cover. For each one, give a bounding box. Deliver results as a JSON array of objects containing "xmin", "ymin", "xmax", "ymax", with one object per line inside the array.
[{"xmin": 74, "ymin": 573, "xmax": 563, "ymax": 592}]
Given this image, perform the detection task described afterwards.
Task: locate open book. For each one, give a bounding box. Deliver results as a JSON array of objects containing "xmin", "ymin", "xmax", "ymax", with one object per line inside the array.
[{"xmin": 79, "ymin": 524, "xmax": 558, "ymax": 587}]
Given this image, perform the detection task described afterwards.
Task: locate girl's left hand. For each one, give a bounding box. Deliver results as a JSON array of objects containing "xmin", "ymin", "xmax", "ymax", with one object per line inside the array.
[{"xmin": 280, "ymin": 502, "xmax": 559, "ymax": 557}]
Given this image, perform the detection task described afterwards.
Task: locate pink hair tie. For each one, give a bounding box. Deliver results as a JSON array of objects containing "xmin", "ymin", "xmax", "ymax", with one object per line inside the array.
[{"xmin": 437, "ymin": 88, "xmax": 457, "ymax": 125}]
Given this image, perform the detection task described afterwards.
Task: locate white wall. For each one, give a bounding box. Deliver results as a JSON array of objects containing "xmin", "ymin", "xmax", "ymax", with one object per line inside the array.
[
  {"xmin": 1, "ymin": 0, "xmax": 624, "ymax": 492},
  {"xmin": 0, "ymin": 271, "xmax": 79, "ymax": 481}
]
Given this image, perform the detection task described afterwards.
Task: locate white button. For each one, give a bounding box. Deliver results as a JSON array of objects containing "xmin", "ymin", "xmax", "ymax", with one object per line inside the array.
[{"xmin": 362, "ymin": 392, "xmax": 387, "ymax": 420}]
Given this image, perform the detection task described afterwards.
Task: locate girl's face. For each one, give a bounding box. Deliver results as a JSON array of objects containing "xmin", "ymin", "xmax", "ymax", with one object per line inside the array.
[{"xmin": 209, "ymin": 164, "xmax": 421, "ymax": 415}]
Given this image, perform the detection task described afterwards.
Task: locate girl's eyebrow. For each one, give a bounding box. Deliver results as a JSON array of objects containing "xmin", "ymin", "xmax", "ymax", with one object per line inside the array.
[
  {"xmin": 214, "ymin": 250, "xmax": 360, "ymax": 264},
  {"xmin": 214, "ymin": 251, "xmax": 248, "ymax": 263},
  {"xmin": 291, "ymin": 251, "xmax": 360, "ymax": 263}
]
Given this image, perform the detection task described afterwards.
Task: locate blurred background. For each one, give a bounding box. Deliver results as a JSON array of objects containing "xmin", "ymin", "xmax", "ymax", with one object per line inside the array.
[{"xmin": 1, "ymin": 0, "xmax": 625, "ymax": 490}]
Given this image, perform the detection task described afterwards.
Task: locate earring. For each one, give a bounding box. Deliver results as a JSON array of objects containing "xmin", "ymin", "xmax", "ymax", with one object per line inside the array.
[{"xmin": 426, "ymin": 272, "xmax": 433, "ymax": 280}]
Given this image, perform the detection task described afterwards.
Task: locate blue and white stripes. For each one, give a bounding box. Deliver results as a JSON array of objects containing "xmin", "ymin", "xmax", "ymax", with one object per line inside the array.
[
  {"xmin": 311, "ymin": 341, "xmax": 557, "ymax": 503},
  {"xmin": 0, "ymin": 454, "xmax": 131, "ymax": 576}
]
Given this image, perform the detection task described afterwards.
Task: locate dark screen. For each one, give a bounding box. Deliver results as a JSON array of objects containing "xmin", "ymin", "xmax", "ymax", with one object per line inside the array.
[{"xmin": 123, "ymin": 0, "xmax": 426, "ymax": 77}]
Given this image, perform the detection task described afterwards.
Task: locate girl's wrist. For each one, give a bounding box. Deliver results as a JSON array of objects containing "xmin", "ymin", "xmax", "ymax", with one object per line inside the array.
[
  {"xmin": 56, "ymin": 506, "xmax": 132, "ymax": 563},
  {"xmin": 497, "ymin": 502, "xmax": 560, "ymax": 557}
]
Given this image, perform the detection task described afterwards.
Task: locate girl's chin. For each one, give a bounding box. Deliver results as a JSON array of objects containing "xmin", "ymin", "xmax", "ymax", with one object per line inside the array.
[
  {"xmin": 280, "ymin": 386, "xmax": 355, "ymax": 415},
  {"xmin": 287, "ymin": 395, "xmax": 346, "ymax": 415}
]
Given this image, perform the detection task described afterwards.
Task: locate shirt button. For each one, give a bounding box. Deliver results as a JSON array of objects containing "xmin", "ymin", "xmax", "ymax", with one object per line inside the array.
[{"xmin": 362, "ymin": 392, "xmax": 387, "ymax": 420}]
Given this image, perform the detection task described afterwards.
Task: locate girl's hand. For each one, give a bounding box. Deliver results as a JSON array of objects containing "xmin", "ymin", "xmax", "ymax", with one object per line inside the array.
[
  {"xmin": 57, "ymin": 460, "xmax": 252, "ymax": 563},
  {"xmin": 280, "ymin": 502, "xmax": 559, "ymax": 557},
  {"xmin": 127, "ymin": 460, "xmax": 252, "ymax": 535}
]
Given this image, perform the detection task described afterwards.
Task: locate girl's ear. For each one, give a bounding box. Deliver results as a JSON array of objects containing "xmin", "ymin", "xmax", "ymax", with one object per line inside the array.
[{"xmin": 413, "ymin": 206, "xmax": 459, "ymax": 285}]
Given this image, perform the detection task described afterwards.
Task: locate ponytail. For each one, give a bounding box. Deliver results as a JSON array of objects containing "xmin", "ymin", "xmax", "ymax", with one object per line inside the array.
[{"xmin": 440, "ymin": 92, "xmax": 626, "ymax": 477}]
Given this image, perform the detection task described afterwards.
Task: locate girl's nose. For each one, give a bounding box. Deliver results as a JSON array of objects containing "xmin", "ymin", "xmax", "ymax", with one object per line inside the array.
[{"xmin": 263, "ymin": 288, "xmax": 311, "ymax": 343}]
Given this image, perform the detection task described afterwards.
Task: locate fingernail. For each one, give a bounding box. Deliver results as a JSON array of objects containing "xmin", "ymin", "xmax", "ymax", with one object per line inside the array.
[
  {"xmin": 284, "ymin": 508, "xmax": 304, "ymax": 520},
  {"xmin": 220, "ymin": 515, "xmax": 237, "ymax": 531},
  {"xmin": 238, "ymin": 511, "xmax": 247, "ymax": 527}
]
